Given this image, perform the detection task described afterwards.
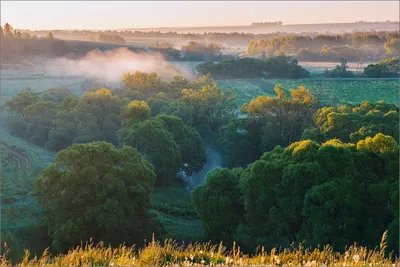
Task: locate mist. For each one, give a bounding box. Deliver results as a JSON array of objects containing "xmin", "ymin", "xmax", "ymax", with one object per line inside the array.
[
  {"xmin": 43, "ymin": 47, "xmax": 192, "ymax": 86},
  {"xmin": 190, "ymin": 146, "xmax": 223, "ymax": 187}
]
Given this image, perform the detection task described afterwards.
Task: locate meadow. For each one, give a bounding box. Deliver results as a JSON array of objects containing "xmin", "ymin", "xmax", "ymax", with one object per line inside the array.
[
  {"xmin": 217, "ymin": 78, "xmax": 399, "ymax": 108},
  {"xmin": 1, "ymin": 236, "xmax": 398, "ymax": 266}
]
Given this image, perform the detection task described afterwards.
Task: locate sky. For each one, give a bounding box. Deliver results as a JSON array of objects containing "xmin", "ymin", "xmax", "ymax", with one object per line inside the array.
[{"xmin": 1, "ymin": 1, "xmax": 399, "ymax": 30}]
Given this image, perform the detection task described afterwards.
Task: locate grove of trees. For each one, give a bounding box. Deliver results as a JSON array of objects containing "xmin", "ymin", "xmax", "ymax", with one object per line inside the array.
[
  {"xmin": 3, "ymin": 65, "xmax": 399, "ymax": 256},
  {"xmin": 196, "ymin": 57, "xmax": 310, "ymax": 79},
  {"xmin": 248, "ymin": 31, "xmax": 400, "ymax": 62}
]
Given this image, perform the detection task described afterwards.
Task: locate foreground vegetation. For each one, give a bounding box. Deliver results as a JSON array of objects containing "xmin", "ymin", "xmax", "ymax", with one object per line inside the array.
[{"xmin": 1, "ymin": 235, "xmax": 398, "ymax": 266}]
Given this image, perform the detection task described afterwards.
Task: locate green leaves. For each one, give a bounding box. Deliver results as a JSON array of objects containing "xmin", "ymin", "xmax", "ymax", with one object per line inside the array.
[
  {"xmin": 194, "ymin": 135, "xmax": 399, "ymax": 252},
  {"xmin": 34, "ymin": 142, "xmax": 156, "ymax": 251}
]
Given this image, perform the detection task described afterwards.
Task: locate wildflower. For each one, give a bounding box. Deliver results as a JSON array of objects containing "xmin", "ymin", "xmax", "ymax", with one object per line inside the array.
[{"xmin": 353, "ymin": 254, "xmax": 360, "ymax": 263}]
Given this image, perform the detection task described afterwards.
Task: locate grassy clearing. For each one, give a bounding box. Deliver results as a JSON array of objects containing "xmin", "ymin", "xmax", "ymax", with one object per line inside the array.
[
  {"xmin": 217, "ymin": 78, "xmax": 399, "ymax": 107},
  {"xmin": 1, "ymin": 236, "xmax": 398, "ymax": 266},
  {"xmin": 150, "ymin": 188, "xmax": 201, "ymax": 241},
  {"xmin": 0, "ymin": 121, "xmax": 55, "ymax": 231}
]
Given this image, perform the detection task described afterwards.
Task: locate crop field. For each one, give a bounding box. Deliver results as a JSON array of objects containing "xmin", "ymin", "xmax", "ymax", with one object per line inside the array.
[{"xmin": 218, "ymin": 78, "xmax": 399, "ymax": 107}]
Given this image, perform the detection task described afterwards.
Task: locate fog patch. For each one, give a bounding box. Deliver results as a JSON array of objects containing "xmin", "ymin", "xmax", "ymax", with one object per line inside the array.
[
  {"xmin": 189, "ymin": 146, "xmax": 223, "ymax": 188},
  {"xmin": 43, "ymin": 48, "xmax": 192, "ymax": 86}
]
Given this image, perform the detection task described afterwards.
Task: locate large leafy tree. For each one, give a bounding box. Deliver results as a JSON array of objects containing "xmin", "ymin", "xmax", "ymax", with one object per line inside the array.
[
  {"xmin": 241, "ymin": 85, "xmax": 318, "ymax": 151},
  {"xmin": 309, "ymin": 100, "xmax": 399, "ymax": 143},
  {"xmin": 34, "ymin": 142, "xmax": 157, "ymax": 251},
  {"xmin": 119, "ymin": 103, "xmax": 206, "ymax": 185},
  {"xmin": 192, "ymin": 168, "xmax": 244, "ymax": 244},
  {"xmin": 194, "ymin": 134, "xmax": 398, "ymax": 252},
  {"xmin": 181, "ymin": 83, "xmax": 237, "ymax": 133}
]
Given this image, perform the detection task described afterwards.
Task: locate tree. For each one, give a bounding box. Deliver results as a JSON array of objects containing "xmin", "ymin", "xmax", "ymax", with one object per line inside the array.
[
  {"xmin": 192, "ymin": 168, "xmax": 244, "ymax": 244},
  {"xmin": 119, "ymin": 113, "xmax": 206, "ymax": 185},
  {"xmin": 120, "ymin": 100, "xmax": 151, "ymax": 128},
  {"xmin": 156, "ymin": 114, "xmax": 206, "ymax": 176},
  {"xmin": 41, "ymin": 87, "xmax": 74, "ymax": 103},
  {"xmin": 45, "ymin": 32, "xmax": 54, "ymax": 40},
  {"xmin": 356, "ymin": 133, "xmax": 398, "ymax": 153},
  {"xmin": 34, "ymin": 142, "xmax": 157, "ymax": 251},
  {"xmin": 119, "ymin": 118, "xmax": 182, "ymax": 185},
  {"xmin": 181, "ymin": 83, "xmax": 237, "ymax": 133},
  {"xmin": 3, "ymin": 23, "xmax": 13, "ymax": 37},
  {"xmin": 241, "ymin": 86, "xmax": 317, "ymax": 150},
  {"xmin": 123, "ymin": 71, "xmax": 164, "ymax": 95}
]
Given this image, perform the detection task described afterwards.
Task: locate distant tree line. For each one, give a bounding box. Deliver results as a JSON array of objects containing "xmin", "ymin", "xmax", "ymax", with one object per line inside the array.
[
  {"xmin": 0, "ymin": 23, "xmax": 71, "ymax": 59},
  {"xmin": 249, "ymin": 31, "xmax": 400, "ymax": 62},
  {"xmin": 323, "ymin": 56, "xmax": 399, "ymax": 78},
  {"xmin": 89, "ymin": 32, "xmax": 126, "ymax": 44},
  {"xmin": 196, "ymin": 56, "xmax": 310, "ymax": 79}
]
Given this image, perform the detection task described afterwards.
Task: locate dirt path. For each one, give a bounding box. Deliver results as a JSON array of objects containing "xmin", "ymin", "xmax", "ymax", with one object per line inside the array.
[{"xmin": 0, "ymin": 141, "xmax": 31, "ymax": 172}]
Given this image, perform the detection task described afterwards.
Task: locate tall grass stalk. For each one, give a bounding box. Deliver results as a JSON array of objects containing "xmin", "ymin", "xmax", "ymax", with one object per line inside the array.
[{"xmin": 1, "ymin": 236, "xmax": 398, "ymax": 266}]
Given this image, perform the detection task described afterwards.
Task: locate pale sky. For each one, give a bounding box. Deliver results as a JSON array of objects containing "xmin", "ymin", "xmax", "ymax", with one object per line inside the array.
[{"xmin": 1, "ymin": 1, "xmax": 399, "ymax": 30}]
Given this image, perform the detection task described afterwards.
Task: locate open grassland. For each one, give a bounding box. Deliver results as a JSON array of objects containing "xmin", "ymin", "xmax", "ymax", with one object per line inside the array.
[
  {"xmin": 218, "ymin": 78, "xmax": 399, "ymax": 107},
  {"xmin": 1, "ymin": 238, "xmax": 398, "ymax": 267},
  {"xmin": 0, "ymin": 113, "xmax": 55, "ymax": 232},
  {"xmin": 150, "ymin": 188, "xmax": 202, "ymax": 241}
]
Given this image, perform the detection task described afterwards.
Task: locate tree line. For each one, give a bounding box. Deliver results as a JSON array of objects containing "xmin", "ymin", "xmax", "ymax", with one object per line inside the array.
[
  {"xmin": 196, "ymin": 56, "xmax": 310, "ymax": 79},
  {"xmin": 248, "ymin": 31, "xmax": 400, "ymax": 62},
  {"xmin": 0, "ymin": 23, "xmax": 71, "ymax": 60}
]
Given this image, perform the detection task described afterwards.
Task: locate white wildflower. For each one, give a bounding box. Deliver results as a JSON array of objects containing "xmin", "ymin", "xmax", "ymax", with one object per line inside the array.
[{"xmin": 353, "ymin": 254, "xmax": 360, "ymax": 263}]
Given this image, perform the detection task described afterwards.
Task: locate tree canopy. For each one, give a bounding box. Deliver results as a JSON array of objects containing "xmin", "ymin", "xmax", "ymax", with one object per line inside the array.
[{"xmin": 34, "ymin": 142, "xmax": 157, "ymax": 251}]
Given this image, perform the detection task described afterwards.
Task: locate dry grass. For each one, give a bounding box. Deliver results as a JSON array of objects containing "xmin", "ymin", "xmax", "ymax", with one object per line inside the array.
[{"xmin": 1, "ymin": 234, "xmax": 398, "ymax": 267}]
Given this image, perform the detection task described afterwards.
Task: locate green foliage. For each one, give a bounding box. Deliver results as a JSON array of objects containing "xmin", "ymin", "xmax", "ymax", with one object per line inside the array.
[
  {"xmin": 324, "ymin": 58, "xmax": 355, "ymax": 78},
  {"xmin": 119, "ymin": 106, "xmax": 206, "ymax": 185},
  {"xmin": 40, "ymin": 87, "xmax": 75, "ymax": 103},
  {"xmin": 356, "ymin": 133, "xmax": 399, "ymax": 153},
  {"xmin": 181, "ymin": 83, "xmax": 237, "ymax": 133},
  {"xmin": 192, "ymin": 168, "xmax": 244, "ymax": 244},
  {"xmin": 156, "ymin": 114, "xmax": 206, "ymax": 176},
  {"xmin": 181, "ymin": 41, "xmax": 223, "ymax": 61},
  {"xmin": 241, "ymin": 86, "xmax": 318, "ymax": 151},
  {"xmin": 122, "ymin": 71, "xmax": 169, "ymax": 98},
  {"xmin": 384, "ymin": 38, "xmax": 400, "ymax": 55},
  {"xmin": 364, "ymin": 56, "xmax": 399, "ymax": 78},
  {"xmin": 197, "ymin": 57, "xmax": 310, "ymax": 79},
  {"xmin": 33, "ymin": 142, "xmax": 157, "ymax": 251},
  {"xmin": 194, "ymin": 135, "xmax": 399, "ymax": 252},
  {"xmin": 310, "ymin": 100, "xmax": 399, "ymax": 143},
  {"xmin": 1, "ymin": 231, "xmax": 24, "ymax": 264},
  {"xmin": 248, "ymin": 31, "xmax": 397, "ymax": 62},
  {"xmin": 6, "ymin": 88, "xmax": 124, "ymax": 150}
]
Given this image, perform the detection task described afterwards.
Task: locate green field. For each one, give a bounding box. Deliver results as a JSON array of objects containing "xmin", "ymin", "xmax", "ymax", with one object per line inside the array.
[{"xmin": 217, "ymin": 78, "xmax": 399, "ymax": 107}]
